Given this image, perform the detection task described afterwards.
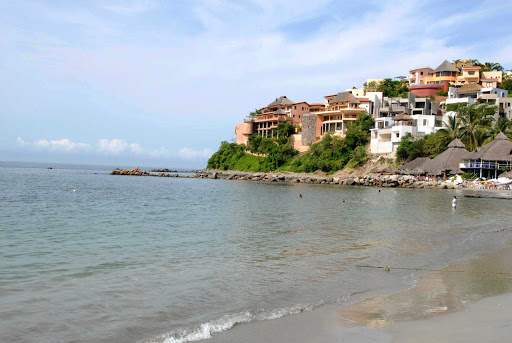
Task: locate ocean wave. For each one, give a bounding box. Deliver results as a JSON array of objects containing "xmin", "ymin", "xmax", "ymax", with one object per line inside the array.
[{"xmin": 156, "ymin": 301, "xmax": 331, "ymax": 343}]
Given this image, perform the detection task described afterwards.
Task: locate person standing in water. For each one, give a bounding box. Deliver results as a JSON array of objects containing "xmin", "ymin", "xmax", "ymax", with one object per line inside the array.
[{"xmin": 452, "ymin": 196, "xmax": 457, "ymax": 209}]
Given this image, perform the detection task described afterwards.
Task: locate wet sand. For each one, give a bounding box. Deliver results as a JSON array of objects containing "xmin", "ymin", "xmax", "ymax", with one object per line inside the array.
[{"xmin": 209, "ymin": 246, "xmax": 512, "ymax": 342}]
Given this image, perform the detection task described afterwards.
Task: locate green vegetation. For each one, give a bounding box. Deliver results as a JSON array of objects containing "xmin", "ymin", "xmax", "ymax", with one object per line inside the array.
[
  {"xmin": 461, "ymin": 172, "xmax": 478, "ymax": 180},
  {"xmin": 376, "ymin": 78, "xmax": 409, "ymax": 98},
  {"xmin": 436, "ymin": 89, "xmax": 448, "ymax": 96},
  {"xmin": 396, "ymin": 102, "xmax": 508, "ymax": 164},
  {"xmin": 208, "ymin": 114, "xmax": 375, "ymax": 174}
]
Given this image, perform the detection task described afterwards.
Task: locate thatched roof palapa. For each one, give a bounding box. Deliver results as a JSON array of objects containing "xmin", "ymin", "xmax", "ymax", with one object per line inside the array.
[
  {"xmin": 456, "ymin": 83, "xmax": 483, "ymax": 94},
  {"xmin": 401, "ymin": 157, "xmax": 431, "ymax": 174},
  {"xmin": 434, "ymin": 60, "xmax": 459, "ymax": 73},
  {"xmin": 467, "ymin": 132, "xmax": 512, "ymax": 161},
  {"xmin": 268, "ymin": 96, "xmax": 294, "ymax": 107},
  {"xmin": 424, "ymin": 138, "xmax": 472, "ymax": 175},
  {"xmin": 393, "ymin": 113, "xmax": 413, "ymax": 121}
]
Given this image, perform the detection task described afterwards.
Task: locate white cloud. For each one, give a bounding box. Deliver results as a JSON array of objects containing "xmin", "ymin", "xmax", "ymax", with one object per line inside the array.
[
  {"xmin": 16, "ymin": 137, "xmax": 90, "ymax": 152},
  {"xmin": 97, "ymin": 138, "xmax": 129, "ymax": 153},
  {"xmin": 178, "ymin": 147, "xmax": 213, "ymax": 160}
]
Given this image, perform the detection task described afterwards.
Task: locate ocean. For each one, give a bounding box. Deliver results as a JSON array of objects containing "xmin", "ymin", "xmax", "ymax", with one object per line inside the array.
[{"xmin": 1, "ymin": 161, "xmax": 511, "ymax": 343}]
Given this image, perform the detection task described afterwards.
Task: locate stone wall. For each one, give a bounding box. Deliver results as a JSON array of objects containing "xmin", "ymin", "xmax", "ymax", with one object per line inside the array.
[{"xmin": 301, "ymin": 113, "xmax": 317, "ymax": 146}]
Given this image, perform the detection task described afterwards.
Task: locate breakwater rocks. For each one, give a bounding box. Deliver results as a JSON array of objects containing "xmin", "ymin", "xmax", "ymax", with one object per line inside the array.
[
  {"xmin": 110, "ymin": 167, "xmax": 151, "ymax": 176},
  {"xmin": 110, "ymin": 168, "xmax": 469, "ymax": 189}
]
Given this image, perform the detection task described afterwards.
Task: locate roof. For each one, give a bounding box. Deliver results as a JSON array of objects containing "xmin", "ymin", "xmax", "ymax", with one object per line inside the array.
[
  {"xmin": 424, "ymin": 139, "xmax": 472, "ymax": 174},
  {"xmin": 328, "ymin": 92, "xmax": 354, "ymax": 103},
  {"xmin": 462, "ymin": 65, "xmax": 481, "ymax": 70},
  {"xmin": 268, "ymin": 96, "xmax": 294, "ymax": 107},
  {"xmin": 349, "ymin": 98, "xmax": 360, "ymax": 104},
  {"xmin": 357, "ymin": 97, "xmax": 371, "ymax": 102},
  {"xmin": 309, "ymin": 103, "xmax": 325, "ymax": 106},
  {"xmin": 434, "ymin": 60, "xmax": 459, "ymax": 73},
  {"xmin": 447, "ymin": 138, "xmax": 465, "ymax": 148},
  {"xmin": 401, "ymin": 157, "xmax": 431, "ymax": 173},
  {"xmin": 409, "ymin": 66, "xmax": 433, "ymax": 72},
  {"xmin": 467, "ymin": 132, "xmax": 512, "ymax": 161},
  {"xmin": 292, "ymin": 101, "xmax": 310, "ymax": 106},
  {"xmin": 456, "ymin": 83, "xmax": 483, "ymax": 93},
  {"xmin": 274, "ymin": 109, "xmax": 286, "ymax": 115},
  {"xmin": 393, "ymin": 113, "xmax": 413, "ymax": 121},
  {"xmin": 499, "ymin": 171, "xmax": 512, "ymax": 178}
]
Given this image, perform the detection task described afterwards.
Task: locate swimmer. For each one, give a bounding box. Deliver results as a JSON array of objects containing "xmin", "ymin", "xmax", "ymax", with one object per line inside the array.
[
  {"xmin": 452, "ymin": 196, "xmax": 457, "ymax": 209},
  {"xmin": 299, "ymin": 194, "xmax": 303, "ymax": 199}
]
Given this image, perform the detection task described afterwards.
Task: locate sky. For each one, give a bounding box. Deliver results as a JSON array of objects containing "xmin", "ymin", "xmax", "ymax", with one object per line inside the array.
[{"xmin": 1, "ymin": 0, "xmax": 512, "ymax": 168}]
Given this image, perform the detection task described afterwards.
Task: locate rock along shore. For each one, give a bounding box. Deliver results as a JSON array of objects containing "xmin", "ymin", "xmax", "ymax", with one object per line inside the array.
[{"xmin": 110, "ymin": 168, "xmax": 472, "ymax": 190}]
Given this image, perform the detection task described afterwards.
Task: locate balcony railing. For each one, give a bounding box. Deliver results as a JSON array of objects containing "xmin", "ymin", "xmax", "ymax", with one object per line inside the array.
[{"xmin": 463, "ymin": 161, "xmax": 512, "ymax": 169}]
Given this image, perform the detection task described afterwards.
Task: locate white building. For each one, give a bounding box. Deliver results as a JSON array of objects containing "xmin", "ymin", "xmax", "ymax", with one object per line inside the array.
[{"xmin": 370, "ymin": 93, "xmax": 442, "ymax": 155}]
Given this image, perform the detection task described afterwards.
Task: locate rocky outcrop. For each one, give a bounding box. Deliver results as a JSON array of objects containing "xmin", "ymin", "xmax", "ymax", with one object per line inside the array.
[
  {"xmin": 110, "ymin": 168, "xmax": 473, "ymax": 190},
  {"xmin": 110, "ymin": 167, "xmax": 151, "ymax": 176}
]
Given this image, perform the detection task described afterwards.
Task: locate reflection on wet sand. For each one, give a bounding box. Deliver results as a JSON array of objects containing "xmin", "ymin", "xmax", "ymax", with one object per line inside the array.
[{"xmin": 338, "ymin": 247, "xmax": 512, "ymax": 328}]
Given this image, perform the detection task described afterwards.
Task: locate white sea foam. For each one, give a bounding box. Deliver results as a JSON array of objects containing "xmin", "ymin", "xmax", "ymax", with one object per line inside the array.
[{"xmin": 159, "ymin": 301, "xmax": 331, "ymax": 343}]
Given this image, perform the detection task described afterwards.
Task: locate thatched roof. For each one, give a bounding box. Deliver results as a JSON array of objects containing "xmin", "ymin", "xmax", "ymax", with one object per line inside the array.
[
  {"xmin": 434, "ymin": 60, "xmax": 459, "ymax": 73},
  {"xmin": 393, "ymin": 113, "xmax": 413, "ymax": 121},
  {"xmin": 456, "ymin": 83, "xmax": 482, "ymax": 94},
  {"xmin": 424, "ymin": 138, "xmax": 472, "ymax": 175},
  {"xmin": 349, "ymin": 98, "xmax": 360, "ymax": 104},
  {"xmin": 330, "ymin": 92, "xmax": 354, "ymax": 103},
  {"xmin": 274, "ymin": 108, "xmax": 286, "ymax": 115},
  {"xmin": 401, "ymin": 157, "xmax": 431, "ymax": 173},
  {"xmin": 468, "ymin": 132, "xmax": 512, "ymax": 161},
  {"xmin": 499, "ymin": 171, "xmax": 512, "ymax": 178},
  {"xmin": 448, "ymin": 138, "xmax": 465, "ymax": 148},
  {"xmin": 268, "ymin": 96, "xmax": 294, "ymax": 106}
]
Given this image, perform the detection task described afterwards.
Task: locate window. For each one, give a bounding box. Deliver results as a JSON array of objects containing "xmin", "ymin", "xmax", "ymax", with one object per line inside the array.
[
  {"xmin": 294, "ymin": 106, "xmax": 296, "ymax": 109},
  {"xmin": 423, "ymin": 119, "xmax": 427, "ymax": 126},
  {"xmin": 396, "ymin": 133, "xmax": 400, "ymax": 138},
  {"xmin": 420, "ymin": 71, "xmax": 424, "ymax": 75},
  {"xmin": 468, "ymin": 71, "xmax": 475, "ymax": 75}
]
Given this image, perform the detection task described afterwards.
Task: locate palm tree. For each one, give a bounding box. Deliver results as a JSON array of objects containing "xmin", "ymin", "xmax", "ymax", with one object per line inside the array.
[
  {"xmin": 484, "ymin": 62, "xmax": 504, "ymax": 72},
  {"xmin": 439, "ymin": 115, "xmax": 460, "ymax": 140},
  {"xmin": 448, "ymin": 103, "xmax": 496, "ymax": 151},
  {"xmin": 483, "ymin": 117, "xmax": 512, "ymax": 144}
]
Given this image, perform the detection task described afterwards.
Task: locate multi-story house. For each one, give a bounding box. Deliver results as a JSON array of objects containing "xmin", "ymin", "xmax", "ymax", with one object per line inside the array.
[
  {"xmin": 235, "ymin": 96, "xmax": 311, "ymax": 144},
  {"xmin": 410, "ymin": 60, "xmax": 458, "ymax": 96},
  {"xmin": 370, "ymin": 93, "xmax": 442, "ymax": 155},
  {"xmin": 408, "ymin": 67, "xmax": 434, "ymax": 85},
  {"xmin": 424, "ymin": 60, "xmax": 460, "ymax": 85},
  {"xmin": 300, "ymin": 91, "xmax": 381, "ymax": 146},
  {"xmin": 253, "ymin": 96, "xmax": 310, "ymax": 137},
  {"xmin": 444, "ymin": 85, "xmax": 511, "ymax": 120},
  {"xmin": 454, "ymin": 65, "xmax": 503, "ymax": 88}
]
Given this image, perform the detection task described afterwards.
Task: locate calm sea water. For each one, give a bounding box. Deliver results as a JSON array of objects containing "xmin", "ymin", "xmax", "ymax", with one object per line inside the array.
[{"xmin": 1, "ymin": 161, "xmax": 512, "ymax": 343}]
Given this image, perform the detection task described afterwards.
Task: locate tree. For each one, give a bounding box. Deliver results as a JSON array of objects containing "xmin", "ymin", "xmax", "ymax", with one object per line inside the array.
[
  {"xmin": 396, "ymin": 138, "xmax": 420, "ymax": 163},
  {"xmin": 482, "ymin": 62, "xmax": 504, "ymax": 72},
  {"xmin": 249, "ymin": 108, "xmax": 260, "ymax": 116},
  {"xmin": 439, "ymin": 115, "xmax": 460, "ymax": 140},
  {"xmin": 483, "ymin": 117, "xmax": 512, "ymax": 144},
  {"xmin": 422, "ymin": 132, "xmax": 451, "ymax": 158},
  {"xmin": 447, "ymin": 103, "xmax": 496, "ymax": 151},
  {"xmin": 366, "ymin": 81, "xmax": 377, "ymax": 92},
  {"xmin": 501, "ymin": 74, "xmax": 512, "ymax": 93}
]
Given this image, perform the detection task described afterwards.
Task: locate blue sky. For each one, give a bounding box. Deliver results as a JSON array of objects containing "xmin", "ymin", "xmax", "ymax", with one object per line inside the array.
[{"xmin": 1, "ymin": 0, "xmax": 512, "ymax": 168}]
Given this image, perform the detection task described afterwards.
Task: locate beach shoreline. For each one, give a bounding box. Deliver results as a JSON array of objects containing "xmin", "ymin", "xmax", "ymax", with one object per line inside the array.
[
  {"xmin": 207, "ymin": 245, "xmax": 512, "ymax": 343},
  {"xmin": 110, "ymin": 167, "xmax": 512, "ymax": 192}
]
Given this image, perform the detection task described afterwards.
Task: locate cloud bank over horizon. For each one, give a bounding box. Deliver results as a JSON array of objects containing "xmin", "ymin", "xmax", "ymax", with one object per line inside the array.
[{"xmin": 1, "ymin": 0, "xmax": 512, "ymax": 167}]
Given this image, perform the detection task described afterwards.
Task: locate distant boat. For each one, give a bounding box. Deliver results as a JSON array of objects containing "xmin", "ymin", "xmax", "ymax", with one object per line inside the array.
[{"xmin": 47, "ymin": 167, "xmax": 53, "ymax": 169}]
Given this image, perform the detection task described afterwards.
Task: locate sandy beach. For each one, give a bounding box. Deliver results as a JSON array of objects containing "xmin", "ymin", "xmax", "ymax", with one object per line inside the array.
[{"xmin": 209, "ymin": 245, "xmax": 512, "ymax": 342}]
